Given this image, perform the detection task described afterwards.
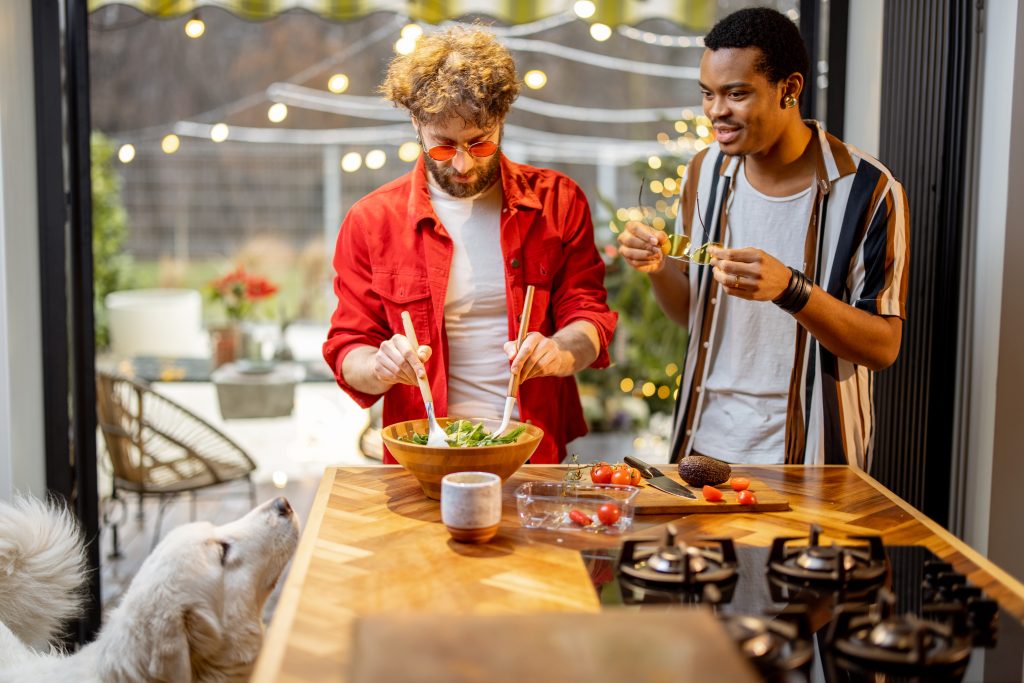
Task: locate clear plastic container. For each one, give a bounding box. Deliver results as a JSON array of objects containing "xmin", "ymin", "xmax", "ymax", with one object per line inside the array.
[{"xmin": 514, "ymin": 482, "xmax": 639, "ymax": 534}]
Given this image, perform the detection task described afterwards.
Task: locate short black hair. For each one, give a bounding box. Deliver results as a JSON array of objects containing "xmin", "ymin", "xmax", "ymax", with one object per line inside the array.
[{"xmin": 704, "ymin": 7, "xmax": 810, "ymax": 86}]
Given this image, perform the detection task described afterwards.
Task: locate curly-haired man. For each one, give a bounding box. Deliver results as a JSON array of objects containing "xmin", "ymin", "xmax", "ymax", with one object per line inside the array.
[
  {"xmin": 324, "ymin": 26, "xmax": 617, "ymax": 464},
  {"xmin": 619, "ymin": 8, "xmax": 909, "ymax": 469}
]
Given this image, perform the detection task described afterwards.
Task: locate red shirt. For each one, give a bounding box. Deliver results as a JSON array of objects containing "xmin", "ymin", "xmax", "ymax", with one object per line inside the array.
[{"xmin": 323, "ymin": 155, "xmax": 617, "ymax": 464}]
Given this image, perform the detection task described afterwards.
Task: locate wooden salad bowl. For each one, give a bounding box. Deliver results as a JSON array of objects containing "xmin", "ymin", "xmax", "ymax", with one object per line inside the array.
[{"xmin": 381, "ymin": 417, "xmax": 544, "ymax": 499}]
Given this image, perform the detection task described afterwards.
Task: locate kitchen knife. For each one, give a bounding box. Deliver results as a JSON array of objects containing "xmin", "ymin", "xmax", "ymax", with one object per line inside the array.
[{"xmin": 624, "ymin": 456, "xmax": 697, "ymax": 500}]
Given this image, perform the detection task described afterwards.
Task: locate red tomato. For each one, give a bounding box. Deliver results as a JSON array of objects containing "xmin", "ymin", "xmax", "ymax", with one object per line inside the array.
[
  {"xmin": 730, "ymin": 477, "xmax": 751, "ymax": 492},
  {"xmin": 629, "ymin": 467, "xmax": 642, "ymax": 486},
  {"xmin": 596, "ymin": 503, "xmax": 621, "ymax": 525},
  {"xmin": 569, "ymin": 508, "xmax": 592, "ymax": 526},
  {"xmin": 610, "ymin": 468, "xmax": 633, "ymax": 486},
  {"xmin": 702, "ymin": 485, "xmax": 724, "ymax": 502},
  {"xmin": 590, "ymin": 464, "xmax": 613, "ymax": 485},
  {"xmin": 737, "ymin": 490, "xmax": 758, "ymax": 506}
]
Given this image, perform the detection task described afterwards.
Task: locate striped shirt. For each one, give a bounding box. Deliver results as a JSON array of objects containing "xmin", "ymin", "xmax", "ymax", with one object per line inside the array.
[{"xmin": 669, "ymin": 121, "xmax": 910, "ymax": 470}]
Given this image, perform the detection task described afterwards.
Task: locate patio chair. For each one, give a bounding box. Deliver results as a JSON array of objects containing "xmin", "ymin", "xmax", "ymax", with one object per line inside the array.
[{"xmin": 95, "ymin": 370, "xmax": 257, "ymax": 557}]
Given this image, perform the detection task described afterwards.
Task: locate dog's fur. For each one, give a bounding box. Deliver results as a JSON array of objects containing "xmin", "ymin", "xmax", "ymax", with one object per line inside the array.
[{"xmin": 0, "ymin": 496, "xmax": 299, "ymax": 682}]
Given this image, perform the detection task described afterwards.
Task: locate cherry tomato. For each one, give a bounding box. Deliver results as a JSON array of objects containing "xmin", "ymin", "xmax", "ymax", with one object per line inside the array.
[
  {"xmin": 569, "ymin": 508, "xmax": 592, "ymax": 526},
  {"xmin": 702, "ymin": 485, "xmax": 724, "ymax": 502},
  {"xmin": 590, "ymin": 464, "xmax": 613, "ymax": 485},
  {"xmin": 596, "ymin": 503, "xmax": 621, "ymax": 526},
  {"xmin": 629, "ymin": 467, "xmax": 642, "ymax": 486},
  {"xmin": 610, "ymin": 468, "xmax": 633, "ymax": 486},
  {"xmin": 737, "ymin": 490, "xmax": 758, "ymax": 505},
  {"xmin": 730, "ymin": 477, "xmax": 751, "ymax": 492}
]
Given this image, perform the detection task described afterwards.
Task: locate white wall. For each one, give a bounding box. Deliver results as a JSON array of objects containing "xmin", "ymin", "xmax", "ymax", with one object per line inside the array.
[
  {"xmin": 843, "ymin": 0, "xmax": 884, "ymax": 156},
  {"xmin": 965, "ymin": 0, "xmax": 1024, "ymax": 581},
  {"xmin": 0, "ymin": 0, "xmax": 46, "ymax": 500}
]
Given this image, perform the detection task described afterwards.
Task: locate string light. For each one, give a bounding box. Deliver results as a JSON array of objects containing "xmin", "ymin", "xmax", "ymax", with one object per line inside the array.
[
  {"xmin": 327, "ymin": 74, "xmax": 349, "ymax": 94},
  {"xmin": 617, "ymin": 25, "xmax": 704, "ymax": 48},
  {"xmin": 341, "ymin": 152, "xmax": 362, "ymax": 172},
  {"xmin": 117, "ymin": 144, "xmax": 136, "ymax": 164},
  {"xmin": 395, "ymin": 36, "xmax": 417, "ymax": 54},
  {"xmin": 642, "ymin": 382, "xmax": 655, "ymax": 397},
  {"xmin": 210, "ymin": 123, "xmax": 229, "ymax": 143},
  {"xmin": 589, "ymin": 23, "xmax": 612, "ymax": 42},
  {"xmin": 267, "ymin": 103, "xmax": 288, "ymax": 123},
  {"xmin": 573, "ymin": 0, "xmax": 596, "ymax": 19},
  {"xmin": 272, "ymin": 470, "xmax": 288, "ymax": 488},
  {"xmin": 649, "ymin": 180, "xmax": 663, "ymax": 194},
  {"xmin": 647, "ymin": 156, "xmax": 661, "ymax": 169},
  {"xmin": 657, "ymin": 386, "xmax": 671, "ymax": 399},
  {"xmin": 665, "ymin": 363, "xmax": 678, "ymax": 375},
  {"xmin": 524, "ymin": 70, "xmax": 548, "ymax": 89},
  {"xmin": 161, "ymin": 134, "xmax": 180, "ymax": 154},
  {"xmin": 675, "ymin": 121, "xmax": 688, "ymax": 133},
  {"xmin": 184, "ymin": 13, "xmax": 205, "ymax": 39},
  {"xmin": 620, "ymin": 378, "xmax": 634, "ymax": 393},
  {"xmin": 365, "ymin": 149, "xmax": 387, "ymax": 169},
  {"xmin": 397, "ymin": 141, "xmax": 421, "ymax": 162},
  {"xmin": 400, "ymin": 24, "xmax": 423, "ymax": 41}
]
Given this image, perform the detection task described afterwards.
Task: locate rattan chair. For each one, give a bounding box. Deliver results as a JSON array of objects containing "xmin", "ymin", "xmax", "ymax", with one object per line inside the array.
[{"xmin": 95, "ymin": 370, "xmax": 257, "ymax": 556}]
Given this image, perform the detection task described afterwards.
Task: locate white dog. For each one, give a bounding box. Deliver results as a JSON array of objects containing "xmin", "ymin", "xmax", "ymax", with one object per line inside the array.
[{"xmin": 0, "ymin": 496, "xmax": 300, "ymax": 682}]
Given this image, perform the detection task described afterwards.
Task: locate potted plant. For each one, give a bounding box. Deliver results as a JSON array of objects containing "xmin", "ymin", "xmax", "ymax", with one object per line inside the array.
[{"xmin": 205, "ymin": 266, "xmax": 279, "ymax": 367}]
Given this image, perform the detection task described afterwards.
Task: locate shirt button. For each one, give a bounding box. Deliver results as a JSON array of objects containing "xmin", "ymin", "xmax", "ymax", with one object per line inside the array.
[
  {"xmin": 710, "ymin": 298, "xmax": 717, "ymax": 305},
  {"xmin": 686, "ymin": 429, "xmax": 693, "ymax": 436},
  {"xmin": 511, "ymin": 258, "xmax": 520, "ymax": 268},
  {"xmin": 502, "ymin": 208, "xmax": 508, "ymax": 213},
  {"xmin": 702, "ymin": 341, "xmax": 709, "ymax": 349},
  {"xmin": 696, "ymin": 385, "xmax": 703, "ymax": 393}
]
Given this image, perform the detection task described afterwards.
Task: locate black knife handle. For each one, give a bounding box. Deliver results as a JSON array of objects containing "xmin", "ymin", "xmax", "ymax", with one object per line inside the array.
[{"xmin": 624, "ymin": 455, "xmax": 664, "ymax": 479}]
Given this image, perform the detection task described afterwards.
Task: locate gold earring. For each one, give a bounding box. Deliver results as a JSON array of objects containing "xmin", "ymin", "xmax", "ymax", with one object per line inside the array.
[{"xmin": 784, "ymin": 95, "xmax": 798, "ymax": 109}]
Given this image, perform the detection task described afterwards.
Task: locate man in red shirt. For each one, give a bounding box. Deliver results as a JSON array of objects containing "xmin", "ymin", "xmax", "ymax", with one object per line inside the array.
[{"xmin": 323, "ymin": 26, "xmax": 617, "ymax": 464}]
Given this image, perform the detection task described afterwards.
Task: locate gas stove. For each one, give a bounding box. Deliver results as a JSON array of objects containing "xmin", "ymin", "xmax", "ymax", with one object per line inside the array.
[{"xmin": 582, "ymin": 524, "xmax": 1024, "ymax": 682}]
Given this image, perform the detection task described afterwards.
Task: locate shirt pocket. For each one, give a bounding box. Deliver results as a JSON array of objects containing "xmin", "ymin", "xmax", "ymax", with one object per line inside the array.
[
  {"xmin": 370, "ymin": 268, "xmax": 433, "ymax": 344},
  {"xmin": 521, "ymin": 242, "xmax": 563, "ymax": 333}
]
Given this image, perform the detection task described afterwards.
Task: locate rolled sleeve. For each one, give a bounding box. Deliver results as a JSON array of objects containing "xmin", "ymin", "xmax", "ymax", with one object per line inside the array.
[
  {"xmin": 853, "ymin": 181, "xmax": 910, "ymax": 319},
  {"xmin": 322, "ymin": 210, "xmax": 390, "ymax": 408}
]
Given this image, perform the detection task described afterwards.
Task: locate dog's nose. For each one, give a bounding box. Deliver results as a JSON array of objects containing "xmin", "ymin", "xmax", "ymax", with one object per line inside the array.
[{"xmin": 273, "ymin": 497, "xmax": 292, "ymax": 518}]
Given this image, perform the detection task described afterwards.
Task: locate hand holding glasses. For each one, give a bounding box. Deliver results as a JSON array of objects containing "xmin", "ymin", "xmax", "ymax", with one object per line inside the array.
[{"xmin": 638, "ymin": 179, "xmax": 721, "ymax": 265}]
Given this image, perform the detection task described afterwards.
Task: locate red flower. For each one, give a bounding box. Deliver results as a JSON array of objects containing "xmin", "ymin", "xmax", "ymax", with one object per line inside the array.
[{"xmin": 206, "ymin": 266, "xmax": 278, "ymax": 321}]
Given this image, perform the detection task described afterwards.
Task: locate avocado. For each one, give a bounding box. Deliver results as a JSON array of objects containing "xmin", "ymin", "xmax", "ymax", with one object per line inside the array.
[{"xmin": 677, "ymin": 455, "xmax": 731, "ymax": 487}]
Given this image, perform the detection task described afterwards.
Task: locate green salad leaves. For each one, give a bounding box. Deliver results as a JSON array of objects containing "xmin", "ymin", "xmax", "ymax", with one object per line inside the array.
[{"xmin": 399, "ymin": 419, "xmax": 526, "ymax": 447}]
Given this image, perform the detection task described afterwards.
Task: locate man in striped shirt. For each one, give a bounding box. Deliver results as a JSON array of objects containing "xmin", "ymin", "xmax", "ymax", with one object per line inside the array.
[{"xmin": 618, "ymin": 7, "xmax": 909, "ymax": 469}]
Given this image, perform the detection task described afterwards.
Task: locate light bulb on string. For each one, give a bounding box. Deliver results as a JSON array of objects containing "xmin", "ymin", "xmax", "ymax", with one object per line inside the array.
[
  {"xmin": 341, "ymin": 152, "xmax": 363, "ymax": 172},
  {"xmin": 398, "ymin": 141, "xmax": 421, "ymax": 162},
  {"xmin": 590, "ymin": 23, "xmax": 612, "ymax": 41},
  {"xmin": 161, "ymin": 134, "xmax": 180, "ymax": 154},
  {"xmin": 327, "ymin": 74, "xmax": 349, "ymax": 93},
  {"xmin": 184, "ymin": 12, "xmax": 205, "ymax": 39},
  {"xmin": 267, "ymin": 103, "xmax": 288, "ymax": 123},
  {"xmin": 524, "ymin": 70, "xmax": 547, "ymax": 89},
  {"xmin": 365, "ymin": 149, "xmax": 387, "ymax": 170},
  {"xmin": 573, "ymin": 1, "xmax": 596, "ymax": 19},
  {"xmin": 117, "ymin": 144, "xmax": 136, "ymax": 164},
  {"xmin": 210, "ymin": 123, "xmax": 229, "ymax": 143}
]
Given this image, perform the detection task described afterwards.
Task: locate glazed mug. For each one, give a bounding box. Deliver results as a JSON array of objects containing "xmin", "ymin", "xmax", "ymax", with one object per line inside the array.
[{"xmin": 440, "ymin": 471, "xmax": 502, "ymax": 543}]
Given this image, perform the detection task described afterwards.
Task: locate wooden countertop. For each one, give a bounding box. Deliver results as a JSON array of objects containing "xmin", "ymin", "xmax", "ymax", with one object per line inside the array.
[{"xmin": 251, "ymin": 464, "xmax": 1024, "ymax": 683}]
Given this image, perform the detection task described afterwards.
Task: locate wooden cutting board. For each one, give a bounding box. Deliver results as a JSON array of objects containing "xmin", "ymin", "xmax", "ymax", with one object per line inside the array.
[
  {"xmin": 512, "ymin": 467, "xmax": 789, "ymax": 515},
  {"xmin": 349, "ymin": 610, "xmax": 761, "ymax": 683},
  {"xmin": 632, "ymin": 471, "xmax": 790, "ymax": 514}
]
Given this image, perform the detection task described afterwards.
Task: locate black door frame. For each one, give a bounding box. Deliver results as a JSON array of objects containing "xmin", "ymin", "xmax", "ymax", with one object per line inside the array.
[{"xmin": 32, "ymin": 0, "xmax": 101, "ymax": 643}]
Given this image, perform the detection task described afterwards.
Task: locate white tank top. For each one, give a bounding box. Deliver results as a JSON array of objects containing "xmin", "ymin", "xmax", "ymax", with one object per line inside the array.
[
  {"xmin": 428, "ymin": 179, "xmax": 512, "ymax": 420},
  {"xmin": 691, "ymin": 163, "xmax": 814, "ymax": 464}
]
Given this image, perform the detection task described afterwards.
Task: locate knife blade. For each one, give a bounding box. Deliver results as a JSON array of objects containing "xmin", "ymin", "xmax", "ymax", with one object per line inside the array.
[{"xmin": 624, "ymin": 456, "xmax": 696, "ymax": 499}]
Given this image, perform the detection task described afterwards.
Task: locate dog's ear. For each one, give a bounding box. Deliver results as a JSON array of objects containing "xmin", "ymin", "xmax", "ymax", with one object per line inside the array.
[{"xmin": 147, "ymin": 611, "xmax": 192, "ymax": 683}]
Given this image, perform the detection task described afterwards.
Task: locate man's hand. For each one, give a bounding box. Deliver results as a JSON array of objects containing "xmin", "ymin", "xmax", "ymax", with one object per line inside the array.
[
  {"xmin": 503, "ymin": 332, "xmax": 576, "ymax": 382},
  {"xmin": 617, "ymin": 221, "xmax": 668, "ymax": 273},
  {"xmin": 372, "ymin": 333, "xmax": 432, "ymax": 388},
  {"xmin": 710, "ymin": 247, "xmax": 792, "ymax": 301}
]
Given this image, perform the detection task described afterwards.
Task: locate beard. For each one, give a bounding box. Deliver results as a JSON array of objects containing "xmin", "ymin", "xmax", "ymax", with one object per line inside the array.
[{"xmin": 423, "ymin": 151, "xmax": 502, "ymax": 199}]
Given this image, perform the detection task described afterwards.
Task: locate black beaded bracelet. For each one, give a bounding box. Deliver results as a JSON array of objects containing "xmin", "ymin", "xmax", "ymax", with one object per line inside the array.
[{"xmin": 773, "ymin": 267, "xmax": 813, "ymax": 314}]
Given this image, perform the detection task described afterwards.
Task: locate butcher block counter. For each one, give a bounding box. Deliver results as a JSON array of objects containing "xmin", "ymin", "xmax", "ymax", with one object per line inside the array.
[{"xmin": 251, "ymin": 464, "xmax": 1024, "ymax": 683}]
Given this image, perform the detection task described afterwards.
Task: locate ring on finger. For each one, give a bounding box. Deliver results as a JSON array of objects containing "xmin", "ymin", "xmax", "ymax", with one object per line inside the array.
[{"xmin": 733, "ymin": 273, "xmax": 741, "ymax": 288}]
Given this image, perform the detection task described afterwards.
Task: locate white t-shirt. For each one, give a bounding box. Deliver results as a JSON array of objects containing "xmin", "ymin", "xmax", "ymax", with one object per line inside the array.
[
  {"xmin": 691, "ymin": 163, "xmax": 814, "ymax": 464},
  {"xmin": 428, "ymin": 179, "xmax": 512, "ymax": 420}
]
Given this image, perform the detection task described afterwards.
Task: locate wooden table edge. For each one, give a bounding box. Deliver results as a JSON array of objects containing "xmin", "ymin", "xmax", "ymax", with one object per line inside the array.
[
  {"xmin": 849, "ymin": 465, "xmax": 1024, "ymax": 604},
  {"xmin": 252, "ymin": 465, "xmax": 344, "ymax": 680}
]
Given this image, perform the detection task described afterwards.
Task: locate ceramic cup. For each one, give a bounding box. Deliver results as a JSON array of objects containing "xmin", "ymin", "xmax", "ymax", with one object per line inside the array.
[{"xmin": 440, "ymin": 471, "xmax": 502, "ymax": 543}]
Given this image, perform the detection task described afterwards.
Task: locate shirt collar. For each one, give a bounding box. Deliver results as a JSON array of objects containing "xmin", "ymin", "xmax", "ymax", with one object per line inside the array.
[
  {"xmin": 407, "ymin": 153, "xmax": 541, "ymax": 229},
  {"xmin": 719, "ymin": 120, "xmax": 857, "ymax": 193}
]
